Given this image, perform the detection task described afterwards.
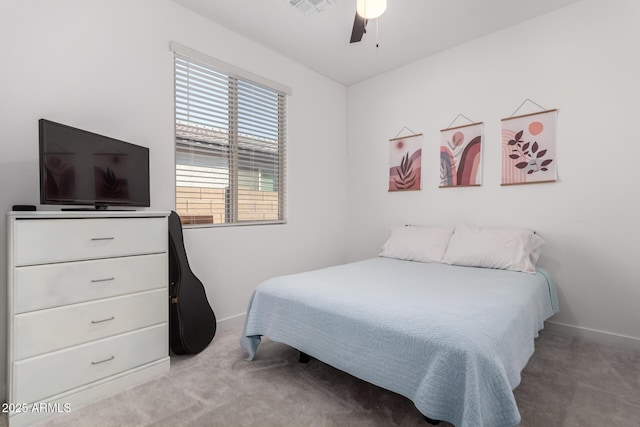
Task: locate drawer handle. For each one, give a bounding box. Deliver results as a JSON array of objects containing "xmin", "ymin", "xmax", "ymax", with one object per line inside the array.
[
  {"xmin": 91, "ymin": 277, "xmax": 115, "ymax": 283},
  {"xmin": 91, "ymin": 316, "xmax": 115, "ymax": 324},
  {"xmin": 91, "ymin": 355, "xmax": 115, "ymax": 365},
  {"xmin": 90, "ymin": 237, "xmax": 115, "ymax": 241}
]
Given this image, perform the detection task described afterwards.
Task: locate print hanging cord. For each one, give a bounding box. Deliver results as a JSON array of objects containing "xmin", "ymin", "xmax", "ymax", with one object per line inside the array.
[
  {"xmin": 446, "ymin": 113, "xmax": 476, "ymax": 129},
  {"xmin": 393, "ymin": 126, "xmax": 418, "ymax": 139},
  {"xmin": 509, "ymin": 98, "xmax": 547, "ymax": 117}
]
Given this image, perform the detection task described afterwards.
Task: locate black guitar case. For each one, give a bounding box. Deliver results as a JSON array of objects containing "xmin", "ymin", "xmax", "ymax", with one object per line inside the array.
[{"xmin": 168, "ymin": 211, "xmax": 217, "ymax": 354}]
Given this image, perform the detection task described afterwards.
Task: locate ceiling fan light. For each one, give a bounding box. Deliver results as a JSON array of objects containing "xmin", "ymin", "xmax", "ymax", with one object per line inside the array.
[{"xmin": 356, "ymin": 0, "xmax": 387, "ymax": 19}]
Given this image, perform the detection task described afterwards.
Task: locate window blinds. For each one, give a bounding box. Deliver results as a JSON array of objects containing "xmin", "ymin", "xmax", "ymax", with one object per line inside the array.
[{"xmin": 173, "ymin": 45, "xmax": 287, "ymax": 226}]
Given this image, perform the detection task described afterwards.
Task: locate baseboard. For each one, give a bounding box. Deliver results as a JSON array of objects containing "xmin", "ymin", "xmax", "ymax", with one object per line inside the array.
[
  {"xmin": 545, "ymin": 321, "xmax": 640, "ymax": 352},
  {"xmin": 217, "ymin": 315, "xmax": 640, "ymax": 352},
  {"xmin": 216, "ymin": 316, "xmax": 640, "ymax": 353},
  {"xmin": 216, "ymin": 313, "xmax": 246, "ymax": 333}
]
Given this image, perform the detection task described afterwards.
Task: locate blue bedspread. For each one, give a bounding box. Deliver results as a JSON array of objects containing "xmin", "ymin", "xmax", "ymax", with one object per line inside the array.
[{"xmin": 241, "ymin": 258, "xmax": 558, "ymax": 427}]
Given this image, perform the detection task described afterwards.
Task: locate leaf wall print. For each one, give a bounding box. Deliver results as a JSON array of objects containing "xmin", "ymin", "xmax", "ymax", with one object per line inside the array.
[
  {"xmin": 389, "ymin": 134, "xmax": 422, "ymax": 191},
  {"xmin": 501, "ymin": 109, "xmax": 557, "ymax": 185}
]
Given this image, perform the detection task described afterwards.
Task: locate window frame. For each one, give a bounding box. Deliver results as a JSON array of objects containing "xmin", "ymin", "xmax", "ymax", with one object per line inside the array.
[{"xmin": 171, "ymin": 42, "xmax": 290, "ymax": 228}]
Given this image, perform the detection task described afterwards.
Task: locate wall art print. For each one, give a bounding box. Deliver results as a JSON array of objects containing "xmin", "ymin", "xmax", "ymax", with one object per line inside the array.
[
  {"xmin": 388, "ymin": 133, "xmax": 422, "ymax": 192},
  {"xmin": 501, "ymin": 109, "xmax": 557, "ymax": 185},
  {"xmin": 440, "ymin": 122, "xmax": 483, "ymax": 187}
]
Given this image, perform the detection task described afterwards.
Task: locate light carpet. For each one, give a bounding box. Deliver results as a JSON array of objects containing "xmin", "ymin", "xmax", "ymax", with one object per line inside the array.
[{"xmin": 14, "ymin": 327, "xmax": 639, "ymax": 427}]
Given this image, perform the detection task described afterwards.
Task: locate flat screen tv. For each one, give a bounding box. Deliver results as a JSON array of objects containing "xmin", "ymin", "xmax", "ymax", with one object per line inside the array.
[{"xmin": 39, "ymin": 119, "xmax": 150, "ymax": 209}]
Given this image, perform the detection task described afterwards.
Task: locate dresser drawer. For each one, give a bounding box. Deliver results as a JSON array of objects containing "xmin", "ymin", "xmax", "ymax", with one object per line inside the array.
[
  {"xmin": 13, "ymin": 253, "xmax": 167, "ymax": 313},
  {"xmin": 14, "ymin": 289, "xmax": 167, "ymax": 360},
  {"xmin": 13, "ymin": 217, "xmax": 166, "ymax": 266},
  {"xmin": 13, "ymin": 324, "xmax": 168, "ymax": 404}
]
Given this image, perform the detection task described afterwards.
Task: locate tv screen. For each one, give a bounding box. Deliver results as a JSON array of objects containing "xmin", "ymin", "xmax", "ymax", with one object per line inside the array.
[{"xmin": 39, "ymin": 119, "xmax": 150, "ymax": 209}]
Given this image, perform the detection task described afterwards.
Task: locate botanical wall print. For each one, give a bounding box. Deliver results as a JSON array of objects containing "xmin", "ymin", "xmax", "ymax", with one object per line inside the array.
[
  {"xmin": 501, "ymin": 109, "xmax": 557, "ymax": 185},
  {"xmin": 440, "ymin": 122, "xmax": 483, "ymax": 187},
  {"xmin": 388, "ymin": 133, "xmax": 422, "ymax": 191}
]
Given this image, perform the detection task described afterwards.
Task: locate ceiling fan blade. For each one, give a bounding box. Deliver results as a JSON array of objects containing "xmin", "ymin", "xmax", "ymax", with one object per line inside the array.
[{"xmin": 349, "ymin": 12, "xmax": 367, "ymax": 43}]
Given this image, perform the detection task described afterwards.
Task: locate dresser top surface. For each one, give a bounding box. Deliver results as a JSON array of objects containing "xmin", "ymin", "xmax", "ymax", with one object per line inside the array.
[{"xmin": 8, "ymin": 210, "xmax": 170, "ymax": 220}]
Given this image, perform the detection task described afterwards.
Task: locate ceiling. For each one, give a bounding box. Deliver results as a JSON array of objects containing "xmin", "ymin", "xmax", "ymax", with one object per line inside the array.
[{"xmin": 172, "ymin": 0, "xmax": 582, "ymax": 86}]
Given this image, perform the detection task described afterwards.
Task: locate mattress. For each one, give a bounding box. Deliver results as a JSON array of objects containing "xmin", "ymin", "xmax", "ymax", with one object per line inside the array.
[{"xmin": 241, "ymin": 257, "xmax": 558, "ymax": 427}]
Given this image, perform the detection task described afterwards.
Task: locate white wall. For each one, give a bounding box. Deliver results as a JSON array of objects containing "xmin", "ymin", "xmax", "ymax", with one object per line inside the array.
[
  {"xmin": 0, "ymin": 0, "xmax": 348, "ymax": 400},
  {"xmin": 346, "ymin": 0, "xmax": 640, "ymax": 348}
]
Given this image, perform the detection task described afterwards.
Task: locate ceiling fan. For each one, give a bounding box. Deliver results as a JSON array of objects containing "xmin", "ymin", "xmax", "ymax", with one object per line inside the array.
[{"xmin": 350, "ymin": 0, "xmax": 387, "ymax": 43}]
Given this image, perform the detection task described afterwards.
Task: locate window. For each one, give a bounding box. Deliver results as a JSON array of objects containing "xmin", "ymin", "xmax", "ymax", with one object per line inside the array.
[{"xmin": 172, "ymin": 43, "xmax": 289, "ymax": 226}]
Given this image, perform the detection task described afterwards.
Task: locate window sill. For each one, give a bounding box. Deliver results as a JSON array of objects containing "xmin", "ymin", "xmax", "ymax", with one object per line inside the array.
[{"xmin": 181, "ymin": 219, "xmax": 287, "ymax": 229}]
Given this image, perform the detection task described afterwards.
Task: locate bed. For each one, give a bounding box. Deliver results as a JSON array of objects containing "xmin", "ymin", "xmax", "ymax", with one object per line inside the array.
[{"xmin": 241, "ymin": 226, "xmax": 559, "ymax": 427}]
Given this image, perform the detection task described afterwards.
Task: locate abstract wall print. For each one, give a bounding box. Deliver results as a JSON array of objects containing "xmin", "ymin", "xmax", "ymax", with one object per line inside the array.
[
  {"xmin": 440, "ymin": 122, "xmax": 483, "ymax": 187},
  {"xmin": 501, "ymin": 109, "xmax": 557, "ymax": 185},
  {"xmin": 389, "ymin": 133, "xmax": 422, "ymax": 192}
]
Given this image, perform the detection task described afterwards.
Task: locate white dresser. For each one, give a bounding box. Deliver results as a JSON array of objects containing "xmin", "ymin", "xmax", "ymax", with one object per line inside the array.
[{"xmin": 6, "ymin": 210, "xmax": 171, "ymax": 427}]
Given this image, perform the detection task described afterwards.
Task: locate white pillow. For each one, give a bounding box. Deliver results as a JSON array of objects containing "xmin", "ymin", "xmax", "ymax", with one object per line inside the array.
[
  {"xmin": 379, "ymin": 226, "xmax": 454, "ymax": 263},
  {"xmin": 443, "ymin": 224, "xmax": 545, "ymax": 273}
]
